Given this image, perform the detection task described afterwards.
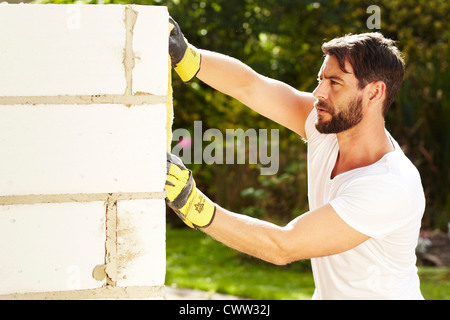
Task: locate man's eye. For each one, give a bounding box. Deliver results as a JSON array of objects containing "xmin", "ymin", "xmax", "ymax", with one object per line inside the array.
[{"xmin": 331, "ymin": 80, "xmax": 339, "ymax": 85}]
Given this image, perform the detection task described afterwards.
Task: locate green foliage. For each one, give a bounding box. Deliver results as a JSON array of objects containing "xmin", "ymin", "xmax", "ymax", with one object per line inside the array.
[{"xmin": 36, "ymin": 0, "xmax": 449, "ymax": 228}]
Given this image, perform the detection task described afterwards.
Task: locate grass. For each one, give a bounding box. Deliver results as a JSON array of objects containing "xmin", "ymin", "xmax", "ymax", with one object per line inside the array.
[
  {"xmin": 418, "ymin": 267, "xmax": 450, "ymax": 300},
  {"xmin": 165, "ymin": 226, "xmax": 450, "ymax": 300}
]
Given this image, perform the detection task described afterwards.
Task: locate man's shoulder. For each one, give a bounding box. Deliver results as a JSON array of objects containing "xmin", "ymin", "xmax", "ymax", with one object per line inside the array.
[{"xmin": 335, "ymin": 150, "xmax": 425, "ymax": 210}]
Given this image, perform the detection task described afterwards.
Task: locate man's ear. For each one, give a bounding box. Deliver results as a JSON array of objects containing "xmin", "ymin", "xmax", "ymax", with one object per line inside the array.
[{"xmin": 367, "ymin": 81, "xmax": 386, "ymax": 104}]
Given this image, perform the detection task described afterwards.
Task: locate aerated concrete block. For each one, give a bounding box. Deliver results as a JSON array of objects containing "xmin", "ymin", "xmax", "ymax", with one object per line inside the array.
[
  {"xmin": 132, "ymin": 5, "xmax": 169, "ymax": 96},
  {"xmin": 0, "ymin": 202, "xmax": 106, "ymax": 295},
  {"xmin": 0, "ymin": 4, "xmax": 168, "ymax": 97},
  {"xmin": 0, "ymin": 3, "xmax": 169, "ymax": 299},
  {"xmin": 0, "ymin": 104, "xmax": 166, "ymax": 196},
  {"xmin": 116, "ymin": 199, "xmax": 166, "ymax": 287}
]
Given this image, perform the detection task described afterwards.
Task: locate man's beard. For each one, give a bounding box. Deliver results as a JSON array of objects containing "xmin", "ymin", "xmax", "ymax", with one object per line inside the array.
[{"xmin": 315, "ymin": 97, "xmax": 363, "ymax": 134}]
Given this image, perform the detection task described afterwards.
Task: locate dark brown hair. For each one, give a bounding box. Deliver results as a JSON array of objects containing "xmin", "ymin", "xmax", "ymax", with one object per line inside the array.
[{"xmin": 322, "ymin": 32, "xmax": 405, "ymax": 117}]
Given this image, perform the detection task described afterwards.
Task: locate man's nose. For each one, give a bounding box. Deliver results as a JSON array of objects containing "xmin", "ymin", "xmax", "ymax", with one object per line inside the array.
[{"xmin": 312, "ymin": 81, "xmax": 327, "ymax": 101}]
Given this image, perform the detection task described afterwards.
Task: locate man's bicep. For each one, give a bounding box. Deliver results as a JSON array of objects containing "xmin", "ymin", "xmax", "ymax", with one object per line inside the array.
[
  {"xmin": 284, "ymin": 204, "xmax": 370, "ymax": 260},
  {"xmin": 245, "ymin": 76, "xmax": 315, "ymax": 138},
  {"xmin": 197, "ymin": 50, "xmax": 314, "ymax": 138}
]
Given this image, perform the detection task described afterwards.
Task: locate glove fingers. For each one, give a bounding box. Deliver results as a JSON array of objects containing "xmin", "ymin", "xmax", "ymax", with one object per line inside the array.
[
  {"xmin": 168, "ymin": 164, "xmax": 191, "ymax": 184},
  {"xmin": 165, "ymin": 174, "xmax": 178, "ymax": 187},
  {"xmin": 168, "ymin": 17, "xmax": 187, "ymax": 66},
  {"xmin": 169, "ymin": 17, "xmax": 182, "ymax": 37},
  {"xmin": 165, "ymin": 152, "xmax": 212, "ymax": 229},
  {"xmin": 168, "ymin": 172, "xmax": 195, "ymax": 210},
  {"xmin": 165, "ymin": 153, "xmax": 192, "ymax": 203}
]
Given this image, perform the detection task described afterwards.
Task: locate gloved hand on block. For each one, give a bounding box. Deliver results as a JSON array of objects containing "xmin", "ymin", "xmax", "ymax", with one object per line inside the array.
[
  {"xmin": 165, "ymin": 153, "xmax": 216, "ymax": 229},
  {"xmin": 168, "ymin": 17, "xmax": 201, "ymax": 82}
]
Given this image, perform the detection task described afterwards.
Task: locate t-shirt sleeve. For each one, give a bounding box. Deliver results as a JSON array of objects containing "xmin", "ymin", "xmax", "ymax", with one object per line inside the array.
[{"xmin": 329, "ymin": 175, "xmax": 415, "ymax": 238}]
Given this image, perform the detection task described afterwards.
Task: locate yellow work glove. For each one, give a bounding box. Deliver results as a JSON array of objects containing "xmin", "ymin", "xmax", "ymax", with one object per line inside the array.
[
  {"xmin": 168, "ymin": 17, "xmax": 201, "ymax": 82},
  {"xmin": 165, "ymin": 153, "xmax": 216, "ymax": 229}
]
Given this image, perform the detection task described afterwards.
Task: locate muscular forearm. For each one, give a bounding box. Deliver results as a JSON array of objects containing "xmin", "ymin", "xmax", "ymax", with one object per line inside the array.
[
  {"xmin": 202, "ymin": 205, "xmax": 294, "ymax": 265},
  {"xmin": 201, "ymin": 203, "xmax": 370, "ymax": 265}
]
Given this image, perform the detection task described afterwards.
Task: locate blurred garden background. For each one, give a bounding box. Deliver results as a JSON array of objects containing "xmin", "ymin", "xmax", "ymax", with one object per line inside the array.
[{"xmin": 34, "ymin": 0, "xmax": 449, "ymax": 299}]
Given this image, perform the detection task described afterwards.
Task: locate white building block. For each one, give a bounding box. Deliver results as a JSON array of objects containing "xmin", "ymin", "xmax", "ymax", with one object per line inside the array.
[
  {"xmin": 0, "ymin": 4, "xmax": 168, "ymax": 97},
  {"xmin": 116, "ymin": 199, "xmax": 166, "ymax": 287},
  {"xmin": 0, "ymin": 202, "xmax": 106, "ymax": 295},
  {"xmin": 0, "ymin": 4, "xmax": 126, "ymax": 96},
  {"xmin": 0, "ymin": 3, "xmax": 168, "ymax": 299},
  {"xmin": 132, "ymin": 5, "xmax": 169, "ymax": 96},
  {"xmin": 0, "ymin": 104, "xmax": 166, "ymax": 196}
]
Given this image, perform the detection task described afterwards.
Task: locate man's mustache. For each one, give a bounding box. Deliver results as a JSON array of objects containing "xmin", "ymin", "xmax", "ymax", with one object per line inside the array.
[{"xmin": 314, "ymin": 100, "xmax": 334, "ymax": 114}]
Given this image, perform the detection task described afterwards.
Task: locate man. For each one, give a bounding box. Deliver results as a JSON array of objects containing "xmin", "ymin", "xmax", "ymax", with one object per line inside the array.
[{"xmin": 165, "ymin": 18, "xmax": 425, "ymax": 299}]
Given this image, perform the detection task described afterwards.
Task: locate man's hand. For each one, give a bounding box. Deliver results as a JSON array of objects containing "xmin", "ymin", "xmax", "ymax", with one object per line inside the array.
[
  {"xmin": 169, "ymin": 17, "xmax": 201, "ymax": 82},
  {"xmin": 165, "ymin": 153, "xmax": 216, "ymax": 229}
]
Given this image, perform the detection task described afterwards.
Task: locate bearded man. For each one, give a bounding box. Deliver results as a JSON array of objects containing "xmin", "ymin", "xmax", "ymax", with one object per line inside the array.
[{"xmin": 165, "ymin": 18, "xmax": 425, "ymax": 300}]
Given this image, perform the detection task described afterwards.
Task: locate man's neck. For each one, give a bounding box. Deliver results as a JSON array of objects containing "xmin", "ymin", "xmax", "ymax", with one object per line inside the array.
[{"xmin": 331, "ymin": 122, "xmax": 394, "ymax": 179}]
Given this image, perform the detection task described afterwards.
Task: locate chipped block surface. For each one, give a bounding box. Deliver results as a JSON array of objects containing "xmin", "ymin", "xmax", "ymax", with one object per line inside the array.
[
  {"xmin": 0, "ymin": 202, "xmax": 106, "ymax": 295},
  {"xmin": 0, "ymin": 104, "xmax": 166, "ymax": 196},
  {"xmin": 116, "ymin": 199, "xmax": 166, "ymax": 287}
]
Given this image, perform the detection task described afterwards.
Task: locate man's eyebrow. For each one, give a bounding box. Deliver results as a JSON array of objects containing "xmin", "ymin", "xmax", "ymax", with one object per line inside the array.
[
  {"xmin": 327, "ymin": 75, "xmax": 345, "ymax": 82},
  {"xmin": 317, "ymin": 73, "xmax": 346, "ymax": 82}
]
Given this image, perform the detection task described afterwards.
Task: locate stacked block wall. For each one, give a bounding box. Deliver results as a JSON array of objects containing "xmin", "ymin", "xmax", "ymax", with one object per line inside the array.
[{"xmin": 0, "ymin": 3, "xmax": 169, "ymax": 299}]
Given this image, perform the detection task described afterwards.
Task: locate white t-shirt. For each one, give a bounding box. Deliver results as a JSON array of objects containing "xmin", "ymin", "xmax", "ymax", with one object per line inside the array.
[{"xmin": 305, "ymin": 108, "xmax": 425, "ymax": 300}]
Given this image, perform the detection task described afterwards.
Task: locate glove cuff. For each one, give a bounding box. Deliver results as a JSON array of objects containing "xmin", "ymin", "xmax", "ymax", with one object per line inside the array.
[{"xmin": 174, "ymin": 43, "xmax": 201, "ymax": 82}]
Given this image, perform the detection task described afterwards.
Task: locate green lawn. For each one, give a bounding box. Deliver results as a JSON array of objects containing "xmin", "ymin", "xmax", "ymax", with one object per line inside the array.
[{"xmin": 165, "ymin": 226, "xmax": 450, "ymax": 300}]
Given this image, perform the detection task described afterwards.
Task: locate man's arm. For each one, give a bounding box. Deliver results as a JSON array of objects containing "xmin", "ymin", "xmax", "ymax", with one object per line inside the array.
[
  {"xmin": 203, "ymin": 203, "xmax": 370, "ymax": 265},
  {"xmin": 169, "ymin": 17, "xmax": 315, "ymax": 139},
  {"xmin": 196, "ymin": 50, "xmax": 315, "ymax": 138},
  {"xmin": 166, "ymin": 154, "xmax": 370, "ymax": 265}
]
